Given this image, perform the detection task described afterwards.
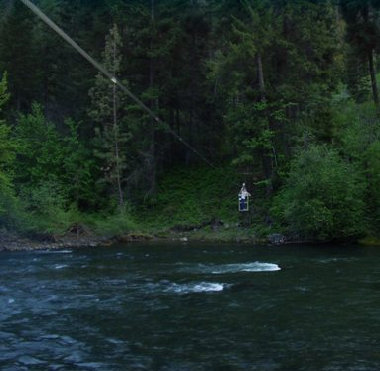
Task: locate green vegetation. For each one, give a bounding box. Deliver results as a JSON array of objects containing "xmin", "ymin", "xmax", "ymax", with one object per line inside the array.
[
  {"xmin": 272, "ymin": 145, "xmax": 366, "ymax": 241},
  {"xmin": 0, "ymin": 0, "xmax": 379, "ymax": 243},
  {"xmin": 138, "ymin": 166, "xmax": 238, "ymax": 228}
]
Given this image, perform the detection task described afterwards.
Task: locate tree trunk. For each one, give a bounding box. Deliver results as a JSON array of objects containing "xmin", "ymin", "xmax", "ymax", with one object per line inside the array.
[
  {"xmin": 148, "ymin": 59, "xmax": 156, "ymax": 194},
  {"xmin": 147, "ymin": 0, "xmax": 157, "ymax": 195},
  {"xmin": 368, "ymin": 48, "xmax": 379, "ymax": 107},
  {"xmin": 112, "ymin": 37, "xmax": 124, "ymax": 208},
  {"xmin": 256, "ymin": 53, "xmax": 266, "ymax": 100},
  {"xmin": 256, "ymin": 53, "xmax": 274, "ymax": 195}
]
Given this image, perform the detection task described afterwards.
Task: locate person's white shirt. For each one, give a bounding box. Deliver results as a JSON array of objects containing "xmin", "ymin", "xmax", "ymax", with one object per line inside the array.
[{"xmin": 239, "ymin": 183, "xmax": 251, "ymax": 199}]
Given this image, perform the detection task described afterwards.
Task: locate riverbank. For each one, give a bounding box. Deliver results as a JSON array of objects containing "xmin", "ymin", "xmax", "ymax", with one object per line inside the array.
[
  {"xmin": 0, "ymin": 230, "xmax": 109, "ymax": 252},
  {"xmin": 2, "ymin": 162, "xmax": 378, "ymax": 252},
  {"xmin": 0, "ymin": 226, "xmax": 272, "ymax": 252},
  {"xmin": 2, "ymin": 226, "xmax": 377, "ymax": 252}
]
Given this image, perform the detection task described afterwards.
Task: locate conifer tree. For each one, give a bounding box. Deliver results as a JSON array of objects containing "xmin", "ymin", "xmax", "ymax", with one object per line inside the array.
[
  {"xmin": 0, "ymin": 72, "xmax": 12, "ymax": 192},
  {"xmin": 0, "ymin": 72, "xmax": 17, "ymax": 220},
  {"xmin": 340, "ymin": 0, "xmax": 380, "ymax": 106},
  {"xmin": 0, "ymin": 1, "xmax": 38, "ymax": 111},
  {"xmin": 89, "ymin": 24, "xmax": 130, "ymax": 209}
]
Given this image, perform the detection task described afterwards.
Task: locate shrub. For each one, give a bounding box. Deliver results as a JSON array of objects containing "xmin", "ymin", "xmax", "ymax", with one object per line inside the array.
[{"xmin": 272, "ymin": 145, "xmax": 366, "ymax": 241}]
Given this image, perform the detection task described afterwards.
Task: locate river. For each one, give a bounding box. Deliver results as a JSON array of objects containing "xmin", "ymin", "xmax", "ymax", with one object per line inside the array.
[{"xmin": 0, "ymin": 242, "xmax": 379, "ymax": 370}]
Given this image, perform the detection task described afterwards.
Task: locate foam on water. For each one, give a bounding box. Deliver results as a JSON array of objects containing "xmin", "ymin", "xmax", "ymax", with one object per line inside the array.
[
  {"xmin": 0, "ymin": 243, "xmax": 378, "ymax": 370},
  {"xmin": 317, "ymin": 258, "xmax": 358, "ymax": 264},
  {"xmin": 165, "ymin": 282, "xmax": 225, "ymax": 294},
  {"xmin": 211, "ymin": 262, "xmax": 281, "ymax": 274},
  {"xmin": 181, "ymin": 262, "xmax": 281, "ymax": 274},
  {"xmin": 39, "ymin": 250, "xmax": 73, "ymax": 254},
  {"xmin": 54, "ymin": 264, "xmax": 69, "ymax": 270}
]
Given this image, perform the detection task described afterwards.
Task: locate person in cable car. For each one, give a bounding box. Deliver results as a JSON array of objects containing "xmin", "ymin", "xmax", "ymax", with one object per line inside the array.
[{"xmin": 238, "ymin": 183, "xmax": 251, "ymax": 212}]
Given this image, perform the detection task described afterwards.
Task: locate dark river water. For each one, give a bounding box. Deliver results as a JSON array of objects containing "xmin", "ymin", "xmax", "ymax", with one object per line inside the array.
[{"xmin": 0, "ymin": 242, "xmax": 379, "ymax": 370}]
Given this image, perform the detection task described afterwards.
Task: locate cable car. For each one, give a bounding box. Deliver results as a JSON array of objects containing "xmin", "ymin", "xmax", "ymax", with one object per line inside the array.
[{"xmin": 238, "ymin": 183, "xmax": 251, "ymax": 212}]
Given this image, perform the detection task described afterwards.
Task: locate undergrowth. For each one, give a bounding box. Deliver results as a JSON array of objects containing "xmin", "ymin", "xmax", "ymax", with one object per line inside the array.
[{"xmin": 135, "ymin": 165, "xmax": 242, "ymax": 230}]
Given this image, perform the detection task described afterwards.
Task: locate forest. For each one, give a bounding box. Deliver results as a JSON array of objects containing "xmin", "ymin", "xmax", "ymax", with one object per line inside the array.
[{"xmin": 0, "ymin": 0, "xmax": 379, "ymax": 243}]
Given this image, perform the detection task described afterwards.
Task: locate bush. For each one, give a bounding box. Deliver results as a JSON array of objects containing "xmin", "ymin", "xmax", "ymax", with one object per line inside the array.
[
  {"xmin": 364, "ymin": 141, "xmax": 380, "ymax": 232},
  {"xmin": 17, "ymin": 180, "xmax": 76, "ymax": 234},
  {"xmin": 137, "ymin": 166, "xmax": 239, "ymax": 228},
  {"xmin": 84, "ymin": 206, "xmax": 137, "ymax": 236},
  {"xmin": 272, "ymin": 145, "xmax": 366, "ymax": 241},
  {"xmin": 333, "ymin": 101, "xmax": 379, "ymax": 234}
]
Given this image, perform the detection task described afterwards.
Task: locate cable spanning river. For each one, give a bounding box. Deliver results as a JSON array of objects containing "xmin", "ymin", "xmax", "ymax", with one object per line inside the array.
[{"xmin": 0, "ymin": 242, "xmax": 379, "ymax": 370}]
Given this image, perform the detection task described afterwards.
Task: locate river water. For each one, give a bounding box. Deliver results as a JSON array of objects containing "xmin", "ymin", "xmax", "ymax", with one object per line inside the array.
[{"xmin": 0, "ymin": 242, "xmax": 379, "ymax": 370}]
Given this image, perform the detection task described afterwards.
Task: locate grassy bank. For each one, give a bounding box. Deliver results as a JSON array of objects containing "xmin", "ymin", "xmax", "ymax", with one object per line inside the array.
[
  {"xmin": 131, "ymin": 165, "xmax": 276, "ymax": 243},
  {"xmin": 4, "ymin": 163, "xmax": 378, "ymax": 246},
  {"xmin": 15, "ymin": 164, "xmax": 269, "ymax": 243},
  {"xmin": 135, "ymin": 166, "xmax": 238, "ymax": 230}
]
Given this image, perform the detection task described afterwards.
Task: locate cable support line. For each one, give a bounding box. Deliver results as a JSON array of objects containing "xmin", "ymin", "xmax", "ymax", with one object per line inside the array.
[{"xmin": 19, "ymin": 0, "xmax": 215, "ymax": 168}]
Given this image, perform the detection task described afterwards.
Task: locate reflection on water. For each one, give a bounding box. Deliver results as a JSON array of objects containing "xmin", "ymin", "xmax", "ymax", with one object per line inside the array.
[{"xmin": 0, "ymin": 243, "xmax": 379, "ymax": 370}]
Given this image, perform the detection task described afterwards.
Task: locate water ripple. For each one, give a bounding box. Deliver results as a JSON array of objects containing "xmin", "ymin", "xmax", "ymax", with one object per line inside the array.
[
  {"xmin": 0, "ymin": 243, "xmax": 379, "ymax": 370},
  {"xmin": 165, "ymin": 282, "xmax": 226, "ymax": 294},
  {"xmin": 180, "ymin": 262, "xmax": 281, "ymax": 274}
]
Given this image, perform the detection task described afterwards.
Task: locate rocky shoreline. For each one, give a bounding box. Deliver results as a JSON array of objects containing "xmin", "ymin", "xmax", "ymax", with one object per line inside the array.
[
  {"xmin": 0, "ymin": 218, "xmax": 348, "ymax": 252},
  {"xmin": 0, "ymin": 229, "xmax": 161, "ymax": 252},
  {"xmin": 0, "ymin": 229, "xmax": 270, "ymax": 252},
  {"xmin": 1, "ymin": 228, "xmax": 374, "ymax": 252},
  {"xmin": 0, "ymin": 232, "xmax": 109, "ymax": 252}
]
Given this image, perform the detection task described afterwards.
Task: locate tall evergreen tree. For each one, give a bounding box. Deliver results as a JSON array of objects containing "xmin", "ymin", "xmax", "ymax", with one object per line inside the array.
[
  {"xmin": 340, "ymin": 0, "xmax": 380, "ymax": 106},
  {"xmin": 0, "ymin": 1, "xmax": 38, "ymax": 112},
  {"xmin": 89, "ymin": 24, "xmax": 130, "ymax": 208},
  {"xmin": 0, "ymin": 72, "xmax": 14, "ymax": 203}
]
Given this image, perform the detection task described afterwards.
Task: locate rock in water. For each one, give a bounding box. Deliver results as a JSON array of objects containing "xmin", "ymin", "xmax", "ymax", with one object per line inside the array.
[{"xmin": 268, "ymin": 233, "xmax": 286, "ymax": 245}]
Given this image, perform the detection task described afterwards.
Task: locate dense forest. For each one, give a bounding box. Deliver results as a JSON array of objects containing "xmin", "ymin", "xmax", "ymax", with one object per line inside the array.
[{"xmin": 0, "ymin": 0, "xmax": 379, "ymax": 242}]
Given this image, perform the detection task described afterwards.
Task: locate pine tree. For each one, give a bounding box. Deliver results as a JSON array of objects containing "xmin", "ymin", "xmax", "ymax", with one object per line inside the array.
[
  {"xmin": 0, "ymin": 72, "xmax": 17, "ymax": 219},
  {"xmin": 33, "ymin": 0, "xmax": 69, "ymax": 120},
  {"xmin": 340, "ymin": 0, "xmax": 380, "ymax": 106},
  {"xmin": 0, "ymin": 1, "xmax": 38, "ymax": 111},
  {"xmin": 89, "ymin": 24, "xmax": 130, "ymax": 208},
  {"xmin": 0, "ymin": 72, "xmax": 12, "ymax": 190}
]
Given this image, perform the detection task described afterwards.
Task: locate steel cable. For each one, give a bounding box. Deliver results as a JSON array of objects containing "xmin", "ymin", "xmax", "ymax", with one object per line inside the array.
[{"xmin": 19, "ymin": 0, "xmax": 215, "ymax": 168}]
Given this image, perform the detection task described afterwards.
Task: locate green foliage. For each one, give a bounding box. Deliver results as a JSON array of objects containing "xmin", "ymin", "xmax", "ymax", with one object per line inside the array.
[
  {"xmin": 226, "ymin": 101, "xmax": 276, "ymax": 167},
  {"xmin": 11, "ymin": 104, "xmax": 72, "ymax": 232},
  {"xmin": 272, "ymin": 145, "xmax": 367, "ymax": 241},
  {"xmin": 0, "ymin": 71, "xmax": 18, "ymax": 225},
  {"xmin": 335, "ymin": 101, "xmax": 379, "ymax": 160},
  {"xmin": 0, "ymin": 0, "xmax": 378, "ymax": 241},
  {"xmin": 89, "ymin": 24, "xmax": 130, "ymax": 207},
  {"xmin": 364, "ymin": 141, "xmax": 380, "ymax": 230},
  {"xmin": 62, "ymin": 119, "xmax": 98, "ymax": 210},
  {"xmin": 0, "ymin": 71, "xmax": 10, "ymax": 108},
  {"xmin": 137, "ymin": 166, "xmax": 239, "ymax": 228},
  {"xmin": 208, "ymin": 0, "xmax": 341, "ymax": 192},
  {"xmin": 345, "ymin": 52, "xmax": 372, "ymax": 103},
  {"xmin": 333, "ymin": 100, "xmax": 380, "ymax": 232},
  {"xmin": 0, "ymin": 1, "xmax": 38, "ymax": 109},
  {"xmin": 0, "ymin": 120, "xmax": 16, "ymax": 213},
  {"xmin": 14, "ymin": 103, "xmax": 98, "ymax": 207},
  {"xmin": 85, "ymin": 207, "xmax": 137, "ymax": 237},
  {"xmin": 340, "ymin": 0, "xmax": 380, "ymax": 105},
  {"xmin": 17, "ymin": 180, "xmax": 73, "ymax": 233},
  {"xmin": 14, "ymin": 103, "xmax": 64, "ymax": 187},
  {"xmin": 11, "ymin": 104, "xmax": 103, "ymax": 232},
  {"xmin": 0, "ymin": 74, "xmax": 12, "ymax": 193}
]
